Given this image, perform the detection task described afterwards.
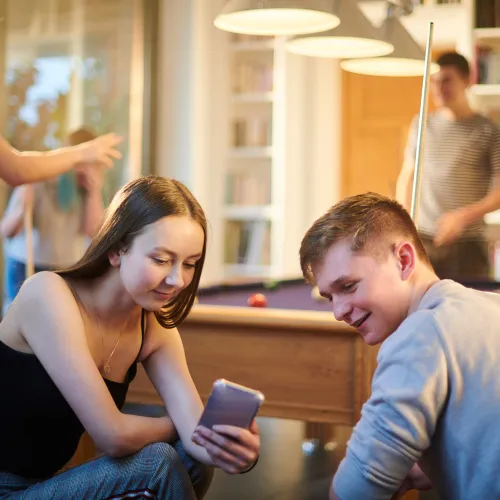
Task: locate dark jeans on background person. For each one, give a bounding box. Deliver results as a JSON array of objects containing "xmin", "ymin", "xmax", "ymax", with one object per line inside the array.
[
  {"xmin": 0, "ymin": 440, "xmax": 213, "ymax": 499},
  {"xmin": 420, "ymin": 235, "xmax": 491, "ymax": 280},
  {"xmin": 3, "ymin": 256, "xmax": 52, "ymax": 314}
]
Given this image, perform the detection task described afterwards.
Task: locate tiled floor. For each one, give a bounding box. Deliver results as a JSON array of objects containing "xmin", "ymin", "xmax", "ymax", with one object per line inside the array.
[
  {"xmin": 204, "ymin": 417, "xmax": 440, "ymax": 500},
  {"xmin": 124, "ymin": 405, "xmax": 438, "ymax": 500},
  {"xmin": 205, "ymin": 417, "xmax": 340, "ymax": 500}
]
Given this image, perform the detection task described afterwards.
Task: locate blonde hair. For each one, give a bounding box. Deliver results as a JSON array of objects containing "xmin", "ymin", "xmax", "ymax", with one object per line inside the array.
[{"xmin": 300, "ymin": 192, "xmax": 431, "ymax": 284}]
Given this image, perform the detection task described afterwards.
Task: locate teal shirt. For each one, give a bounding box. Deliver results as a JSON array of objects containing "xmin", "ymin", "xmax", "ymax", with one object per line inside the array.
[{"xmin": 333, "ymin": 279, "xmax": 500, "ymax": 499}]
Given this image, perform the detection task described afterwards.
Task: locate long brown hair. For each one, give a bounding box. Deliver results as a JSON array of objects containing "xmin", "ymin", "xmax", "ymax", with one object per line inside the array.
[{"xmin": 57, "ymin": 175, "xmax": 207, "ymax": 328}]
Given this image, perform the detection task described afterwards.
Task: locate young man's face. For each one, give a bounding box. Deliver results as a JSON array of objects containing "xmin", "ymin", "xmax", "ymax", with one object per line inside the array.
[
  {"xmin": 314, "ymin": 240, "xmax": 412, "ymax": 346},
  {"xmin": 430, "ymin": 65, "xmax": 469, "ymax": 109}
]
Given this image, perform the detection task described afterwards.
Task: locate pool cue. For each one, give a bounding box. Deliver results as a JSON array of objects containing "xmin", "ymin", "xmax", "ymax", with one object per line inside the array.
[
  {"xmin": 391, "ymin": 22, "xmax": 435, "ymax": 500},
  {"xmin": 24, "ymin": 191, "xmax": 34, "ymax": 279},
  {"xmin": 410, "ymin": 21, "xmax": 434, "ymax": 226}
]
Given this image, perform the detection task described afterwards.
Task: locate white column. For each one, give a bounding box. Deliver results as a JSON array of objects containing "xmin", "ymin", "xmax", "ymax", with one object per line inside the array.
[
  {"xmin": 155, "ymin": 0, "xmax": 227, "ymax": 285},
  {"xmin": 280, "ymin": 53, "xmax": 342, "ymax": 277},
  {"xmin": 127, "ymin": 0, "xmax": 145, "ymax": 181},
  {"xmin": 67, "ymin": 0, "xmax": 85, "ymax": 131},
  {"xmin": 308, "ymin": 58, "xmax": 342, "ymax": 219}
]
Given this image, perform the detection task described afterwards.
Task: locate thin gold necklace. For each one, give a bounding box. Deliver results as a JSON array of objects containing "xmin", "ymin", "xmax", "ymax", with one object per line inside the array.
[{"xmin": 92, "ymin": 296, "xmax": 129, "ymax": 377}]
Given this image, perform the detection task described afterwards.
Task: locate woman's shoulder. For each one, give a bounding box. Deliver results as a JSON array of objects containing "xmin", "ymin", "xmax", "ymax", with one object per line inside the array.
[{"xmin": 17, "ymin": 271, "xmax": 77, "ymax": 307}]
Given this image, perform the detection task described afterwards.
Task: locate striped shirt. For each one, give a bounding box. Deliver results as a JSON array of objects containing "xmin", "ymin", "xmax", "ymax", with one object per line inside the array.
[{"xmin": 405, "ymin": 111, "xmax": 500, "ymax": 240}]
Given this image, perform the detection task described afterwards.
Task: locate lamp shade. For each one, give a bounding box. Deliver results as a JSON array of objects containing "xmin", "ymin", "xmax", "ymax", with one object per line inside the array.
[
  {"xmin": 286, "ymin": 0, "xmax": 393, "ymax": 59},
  {"xmin": 214, "ymin": 0, "xmax": 340, "ymax": 36},
  {"xmin": 341, "ymin": 15, "xmax": 439, "ymax": 76}
]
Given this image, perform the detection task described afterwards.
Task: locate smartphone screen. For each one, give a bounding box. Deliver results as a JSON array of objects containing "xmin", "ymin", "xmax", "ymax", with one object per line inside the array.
[{"xmin": 197, "ymin": 379, "xmax": 265, "ymax": 429}]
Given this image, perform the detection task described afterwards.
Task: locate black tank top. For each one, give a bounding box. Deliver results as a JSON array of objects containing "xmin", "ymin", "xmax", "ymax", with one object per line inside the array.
[{"xmin": 0, "ymin": 310, "xmax": 145, "ymax": 480}]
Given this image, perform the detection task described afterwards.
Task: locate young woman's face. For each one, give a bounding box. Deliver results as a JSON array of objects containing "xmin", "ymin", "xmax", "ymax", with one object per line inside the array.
[{"xmin": 116, "ymin": 215, "xmax": 204, "ymax": 311}]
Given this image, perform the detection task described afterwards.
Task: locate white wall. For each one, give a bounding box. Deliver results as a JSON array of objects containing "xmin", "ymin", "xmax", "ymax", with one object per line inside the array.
[
  {"xmin": 155, "ymin": 0, "xmax": 343, "ymax": 283},
  {"xmin": 280, "ymin": 52, "xmax": 342, "ymax": 277},
  {"xmin": 155, "ymin": 0, "xmax": 228, "ymax": 284}
]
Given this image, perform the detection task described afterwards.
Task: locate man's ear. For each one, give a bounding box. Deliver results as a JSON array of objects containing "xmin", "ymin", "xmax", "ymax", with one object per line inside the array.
[{"xmin": 394, "ymin": 241, "xmax": 416, "ymax": 281}]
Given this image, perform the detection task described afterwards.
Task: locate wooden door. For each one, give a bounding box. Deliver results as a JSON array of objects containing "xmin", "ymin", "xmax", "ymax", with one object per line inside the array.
[
  {"xmin": 341, "ymin": 70, "xmax": 425, "ymax": 198},
  {"xmin": 340, "ymin": 46, "xmax": 449, "ymax": 198}
]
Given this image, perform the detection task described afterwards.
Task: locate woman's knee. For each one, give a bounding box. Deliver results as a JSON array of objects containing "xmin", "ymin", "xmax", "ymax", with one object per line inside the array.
[
  {"xmin": 172, "ymin": 441, "xmax": 214, "ymax": 499},
  {"xmin": 139, "ymin": 442, "xmax": 212, "ymax": 498},
  {"xmin": 140, "ymin": 442, "xmax": 183, "ymax": 469}
]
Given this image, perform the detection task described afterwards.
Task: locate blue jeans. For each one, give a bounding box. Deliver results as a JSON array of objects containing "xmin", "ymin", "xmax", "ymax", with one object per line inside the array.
[
  {"xmin": 0, "ymin": 441, "xmax": 213, "ymax": 499},
  {"xmin": 3, "ymin": 257, "xmax": 51, "ymax": 313}
]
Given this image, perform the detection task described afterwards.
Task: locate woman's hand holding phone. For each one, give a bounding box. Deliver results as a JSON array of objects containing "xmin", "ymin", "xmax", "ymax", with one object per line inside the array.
[{"xmin": 192, "ymin": 419, "xmax": 260, "ymax": 474}]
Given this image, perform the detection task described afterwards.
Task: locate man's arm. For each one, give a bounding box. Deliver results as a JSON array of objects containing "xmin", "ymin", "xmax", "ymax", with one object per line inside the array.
[
  {"xmin": 453, "ymin": 178, "xmax": 500, "ymax": 224},
  {"xmin": 0, "ymin": 133, "xmax": 122, "ymax": 186},
  {"xmin": 330, "ymin": 484, "xmax": 341, "ymax": 500},
  {"xmin": 395, "ymin": 117, "xmax": 418, "ymax": 211},
  {"xmin": 331, "ymin": 312, "xmax": 448, "ymax": 500},
  {"xmin": 434, "ymin": 127, "xmax": 500, "ymax": 246},
  {"xmin": 395, "ymin": 158, "xmax": 415, "ymax": 211}
]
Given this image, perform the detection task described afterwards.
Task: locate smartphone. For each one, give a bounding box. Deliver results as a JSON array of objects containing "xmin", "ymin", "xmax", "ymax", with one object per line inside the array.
[{"xmin": 196, "ymin": 379, "xmax": 265, "ymax": 430}]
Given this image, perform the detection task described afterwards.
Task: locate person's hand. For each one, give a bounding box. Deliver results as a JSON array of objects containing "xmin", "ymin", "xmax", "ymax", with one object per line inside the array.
[
  {"xmin": 434, "ymin": 208, "xmax": 473, "ymax": 247},
  {"xmin": 392, "ymin": 463, "xmax": 433, "ymax": 499},
  {"xmin": 77, "ymin": 165, "xmax": 105, "ymax": 194},
  {"xmin": 192, "ymin": 419, "xmax": 260, "ymax": 474},
  {"xmin": 80, "ymin": 133, "xmax": 123, "ymax": 168}
]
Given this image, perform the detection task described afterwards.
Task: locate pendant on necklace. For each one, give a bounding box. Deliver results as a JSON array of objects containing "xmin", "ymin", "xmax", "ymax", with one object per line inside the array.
[{"xmin": 104, "ymin": 362, "xmax": 111, "ymax": 376}]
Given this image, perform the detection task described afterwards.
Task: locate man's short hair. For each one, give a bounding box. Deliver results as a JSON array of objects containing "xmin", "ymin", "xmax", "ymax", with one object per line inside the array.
[
  {"xmin": 436, "ymin": 52, "xmax": 470, "ymax": 79},
  {"xmin": 299, "ymin": 192, "xmax": 431, "ymax": 284}
]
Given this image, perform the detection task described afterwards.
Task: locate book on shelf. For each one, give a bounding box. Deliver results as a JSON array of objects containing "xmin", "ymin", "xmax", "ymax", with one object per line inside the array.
[
  {"xmin": 473, "ymin": 47, "xmax": 500, "ymax": 84},
  {"xmin": 475, "ymin": 0, "xmax": 500, "ymax": 28},
  {"xmin": 232, "ymin": 61, "xmax": 274, "ymax": 94},
  {"xmin": 232, "ymin": 118, "xmax": 272, "ymax": 148},
  {"xmin": 226, "ymin": 171, "xmax": 271, "ymax": 205},
  {"xmin": 224, "ymin": 220, "xmax": 271, "ymax": 267}
]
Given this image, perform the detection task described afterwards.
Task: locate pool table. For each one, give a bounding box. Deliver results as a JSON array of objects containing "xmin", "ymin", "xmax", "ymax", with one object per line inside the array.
[
  {"xmin": 127, "ymin": 278, "xmax": 500, "ymax": 431},
  {"xmin": 128, "ymin": 278, "xmax": 374, "ymax": 429}
]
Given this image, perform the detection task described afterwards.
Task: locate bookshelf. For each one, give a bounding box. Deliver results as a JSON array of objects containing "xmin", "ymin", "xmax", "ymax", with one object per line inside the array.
[
  {"xmin": 468, "ymin": 1, "xmax": 500, "ymax": 105},
  {"xmin": 223, "ymin": 33, "xmax": 283, "ymax": 280},
  {"xmin": 463, "ymin": 0, "xmax": 500, "ymax": 275}
]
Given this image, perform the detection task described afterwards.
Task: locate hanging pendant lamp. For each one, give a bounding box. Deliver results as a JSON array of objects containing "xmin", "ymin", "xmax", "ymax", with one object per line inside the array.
[
  {"xmin": 214, "ymin": 0, "xmax": 340, "ymax": 36},
  {"xmin": 340, "ymin": 15, "xmax": 439, "ymax": 77},
  {"xmin": 286, "ymin": 0, "xmax": 393, "ymax": 59}
]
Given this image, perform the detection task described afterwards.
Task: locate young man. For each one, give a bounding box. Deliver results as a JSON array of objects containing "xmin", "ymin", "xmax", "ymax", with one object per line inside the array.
[
  {"xmin": 396, "ymin": 52, "xmax": 500, "ymax": 279},
  {"xmin": 300, "ymin": 192, "xmax": 500, "ymax": 500}
]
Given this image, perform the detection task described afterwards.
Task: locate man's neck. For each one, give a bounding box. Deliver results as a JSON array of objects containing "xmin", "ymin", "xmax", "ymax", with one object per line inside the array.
[
  {"xmin": 440, "ymin": 101, "xmax": 475, "ymax": 121},
  {"xmin": 407, "ymin": 267, "xmax": 440, "ymax": 317}
]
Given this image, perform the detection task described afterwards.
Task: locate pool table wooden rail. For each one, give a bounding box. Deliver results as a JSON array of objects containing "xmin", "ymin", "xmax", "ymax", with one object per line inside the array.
[{"xmin": 127, "ymin": 304, "xmax": 379, "ymax": 426}]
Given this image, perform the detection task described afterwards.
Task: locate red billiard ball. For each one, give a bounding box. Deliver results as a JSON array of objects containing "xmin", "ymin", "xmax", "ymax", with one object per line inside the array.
[{"xmin": 247, "ymin": 293, "xmax": 268, "ymax": 308}]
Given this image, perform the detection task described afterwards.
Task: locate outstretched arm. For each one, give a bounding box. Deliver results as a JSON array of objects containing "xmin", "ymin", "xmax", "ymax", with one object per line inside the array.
[{"xmin": 0, "ymin": 133, "xmax": 122, "ymax": 186}]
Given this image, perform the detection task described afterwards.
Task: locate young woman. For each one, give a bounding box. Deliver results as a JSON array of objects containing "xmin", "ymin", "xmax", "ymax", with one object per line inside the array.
[
  {"xmin": 0, "ymin": 176, "xmax": 260, "ymax": 499},
  {"xmin": 0, "ymin": 131, "xmax": 121, "ymax": 186}
]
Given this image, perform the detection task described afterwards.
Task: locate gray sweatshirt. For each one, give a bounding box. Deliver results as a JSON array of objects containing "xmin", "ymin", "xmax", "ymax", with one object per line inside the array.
[{"xmin": 333, "ymin": 279, "xmax": 500, "ymax": 499}]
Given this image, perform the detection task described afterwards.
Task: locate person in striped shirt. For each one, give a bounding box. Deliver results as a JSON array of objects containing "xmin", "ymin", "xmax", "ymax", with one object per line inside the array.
[{"xmin": 396, "ymin": 52, "xmax": 500, "ymax": 279}]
